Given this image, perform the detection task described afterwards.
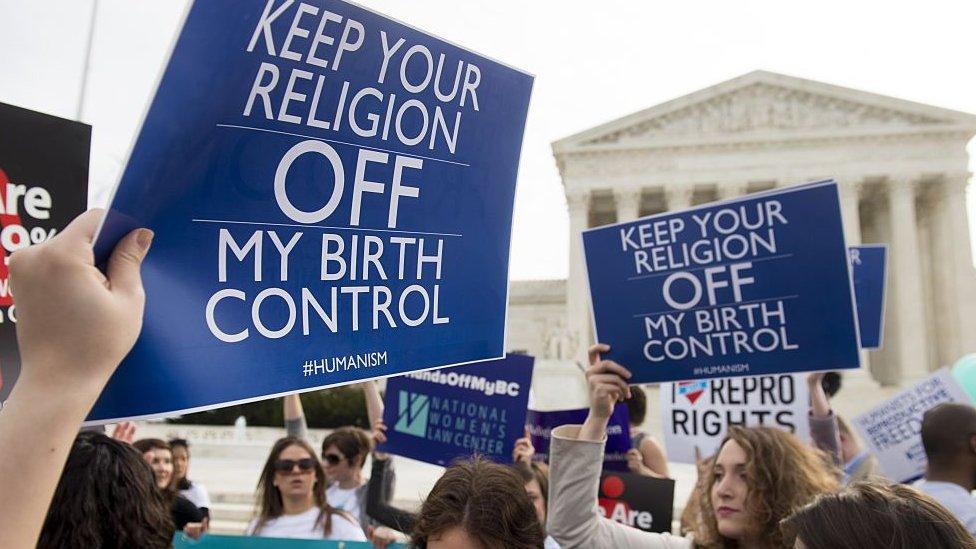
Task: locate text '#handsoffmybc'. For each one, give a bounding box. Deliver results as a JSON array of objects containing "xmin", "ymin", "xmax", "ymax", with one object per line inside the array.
[{"xmin": 205, "ymin": 0, "xmax": 493, "ymax": 343}]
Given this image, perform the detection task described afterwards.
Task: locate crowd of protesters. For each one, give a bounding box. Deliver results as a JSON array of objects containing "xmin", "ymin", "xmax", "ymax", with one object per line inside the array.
[{"xmin": 2, "ymin": 211, "xmax": 976, "ymax": 549}]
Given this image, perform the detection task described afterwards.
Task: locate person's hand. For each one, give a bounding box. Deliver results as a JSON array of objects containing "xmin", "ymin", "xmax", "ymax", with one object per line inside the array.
[
  {"xmin": 371, "ymin": 419, "xmax": 390, "ymax": 460},
  {"xmin": 512, "ymin": 426, "xmax": 535, "ymax": 464},
  {"xmin": 626, "ymin": 448, "xmax": 646, "ymax": 474},
  {"xmin": 183, "ymin": 517, "xmax": 208, "ymax": 540},
  {"xmin": 110, "ymin": 422, "xmax": 137, "ymax": 444},
  {"xmin": 806, "ymin": 371, "xmax": 826, "ymax": 388},
  {"xmin": 585, "ymin": 343, "xmax": 632, "ymax": 420},
  {"xmin": 9, "ymin": 209, "xmax": 152, "ymax": 396},
  {"xmin": 368, "ymin": 525, "xmax": 400, "ymax": 548}
]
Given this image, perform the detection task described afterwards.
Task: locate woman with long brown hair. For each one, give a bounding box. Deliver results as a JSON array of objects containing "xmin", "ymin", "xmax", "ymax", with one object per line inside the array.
[
  {"xmin": 547, "ymin": 344, "xmax": 840, "ymax": 548},
  {"xmin": 246, "ymin": 437, "xmax": 366, "ymax": 540},
  {"xmin": 132, "ymin": 438, "xmax": 206, "ymax": 534}
]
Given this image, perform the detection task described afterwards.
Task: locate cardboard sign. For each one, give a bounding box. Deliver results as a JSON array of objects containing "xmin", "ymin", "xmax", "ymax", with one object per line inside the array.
[
  {"xmin": 849, "ymin": 245, "xmax": 887, "ymax": 349},
  {"xmin": 661, "ymin": 373, "xmax": 811, "ymax": 463},
  {"xmin": 0, "ymin": 102, "xmax": 90, "ymax": 406},
  {"xmin": 526, "ymin": 404, "xmax": 632, "ymax": 471},
  {"xmin": 583, "ymin": 181, "xmax": 860, "ymax": 383},
  {"xmin": 377, "ymin": 355, "xmax": 533, "ymax": 466},
  {"xmin": 853, "ymin": 368, "xmax": 972, "ymax": 482},
  {"xmin": 86, "ymin": 0, "xmax": 533, "ymax": 423},
  {"xmin": 598, "ymin": 471, "xmax": 675, "ymax": 534},
  {"xmin": 174, "ymin": 533, "xmax": 404, "ymax": 548}
]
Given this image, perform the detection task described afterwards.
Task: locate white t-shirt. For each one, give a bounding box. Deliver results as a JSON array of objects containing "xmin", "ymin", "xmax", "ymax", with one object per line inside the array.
[
  {"xmin": 246, "ymin": 507, "xmax": 366, "ymax": 541},
  {"xmin": 326, "ymin": 483, "xmax": 362, "ymax": 522},
  {"xmin": 914, "ymin": 479, "xmax": 976, "ymax": 536},
  {"xmin": 179, "ymin": 482, "xmax": 211, "ymax": 510}
]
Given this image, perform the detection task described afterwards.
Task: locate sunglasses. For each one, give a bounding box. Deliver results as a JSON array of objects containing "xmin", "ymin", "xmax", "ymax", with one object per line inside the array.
[
  {"xmin": 322, "ymin": 453, "xmax": 344, "ymax": 466},
  {"xmin": 274, "ymin": 458, "xmax": 317, "ymax": 473}
]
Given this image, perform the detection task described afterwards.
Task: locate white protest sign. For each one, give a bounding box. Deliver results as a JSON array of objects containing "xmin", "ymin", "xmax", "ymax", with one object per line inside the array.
[
  {"xmin": 853, "ymin": 368, "xmax": 972, "ymax": 482},
  {"xmin": 661, "ymin": 373, "xmax": 810, "ymax": 463}
]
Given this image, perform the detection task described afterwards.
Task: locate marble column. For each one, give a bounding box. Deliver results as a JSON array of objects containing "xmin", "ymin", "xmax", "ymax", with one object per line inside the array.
[
  {"xmin": 838, "ymin": 180, "xmax": 863, "ymax": 246},
  {"xmin": 887, "ymin": 177, "xmax": 930, "ymax": 383},
  {"xmin": 566, "ymin": 190, "xmax": 592, "ymax": 364},
  {"xmin": 665, "ymin": 185, "xmax": 694, "ymax": 211},
  {"xmin": 943, "ymin": 174, "xmax": 976, "ymax": 357},
  {"xmin": 614, "ymin": 188, "xmax": 642, "ymax": 223}
]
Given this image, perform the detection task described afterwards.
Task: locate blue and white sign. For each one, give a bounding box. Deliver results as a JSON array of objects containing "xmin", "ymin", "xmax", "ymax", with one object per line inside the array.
[
  {"xmin": 849, "ymin": 245, "xmax": 887, "ymax": 349},
  {"xmin": 583, "ymin": 181, "xmax": 860, "ymax": 383},
  {"xmin": 377, "ymin": 355, "xmax": 534, "ymax": 466},
  {"xmin": 87, "ymin": 1, "xmax": 532, "ymax": 423},
  {"xmin": 526, "ymin": 405, "xmax": 632, "ymax": 471},
  {"xmin": 853, "ymin": 368, "xmax": 972, "ymax": 482}
]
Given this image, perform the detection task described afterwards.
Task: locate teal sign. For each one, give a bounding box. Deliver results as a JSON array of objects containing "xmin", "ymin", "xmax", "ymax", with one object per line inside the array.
[{"xmin": 174, "ymin": 533, "xmax": 407, "ymax": 548}]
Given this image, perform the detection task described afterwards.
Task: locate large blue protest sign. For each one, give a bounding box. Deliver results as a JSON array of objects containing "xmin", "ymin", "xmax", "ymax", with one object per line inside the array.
[
  {"xmin": 377, "ymin": 355, "xmax": 533, "ymax": 466},
  {"xmin": 849, "ymin": 245, "xmax": 887, "ymax": 349},
  {"xmin": 87, "ymin": 1, "xmax": 532, "ymax": 423},
  {"xmin": 583, "ymin": 181, "xmax": 860, "ymax": 383},
  {"xmin": 526, "ymin": 405, "xmax": 632, "ymax": 471}
]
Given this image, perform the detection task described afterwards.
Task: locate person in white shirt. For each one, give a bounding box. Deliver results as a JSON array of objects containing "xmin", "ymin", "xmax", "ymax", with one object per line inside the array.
[
  {"xmin": 246, "ymin": 437, "xmax": 365, "ymax": 541},
  {"xmin": 914, "ymin": 402, "xmax": 976, "ymax": 536},
  {"xmin": 170, "ymin": 439, "xmax": 211, "ymax": 515}
]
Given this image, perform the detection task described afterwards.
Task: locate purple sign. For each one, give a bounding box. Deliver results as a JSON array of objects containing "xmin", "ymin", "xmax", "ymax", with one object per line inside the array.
[{"xmin": 526, "ymin": 404, "xmax": 632, "ymax": 471}]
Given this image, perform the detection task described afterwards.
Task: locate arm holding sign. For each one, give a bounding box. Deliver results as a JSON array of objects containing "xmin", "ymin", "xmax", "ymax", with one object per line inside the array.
[
  {"xmin": 283, "ymin": 394, "xmax": 309, "ymax": 441},
  {"xmin": 807, "ymin": 372, "xmax": 842, "ymax": 467},
  {"xmin": 547, "ymin": 344, "xmax": 691, "ymax": 548},
  {"xmin": 0, "ymin": 210, "xmax": 152, "ymax": 548}
]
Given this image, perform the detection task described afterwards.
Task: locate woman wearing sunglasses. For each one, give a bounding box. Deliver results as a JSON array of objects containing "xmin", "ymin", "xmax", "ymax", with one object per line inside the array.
[{"xmin": 246, "ymin": 437, "xmax": 366, "ymax": 540}]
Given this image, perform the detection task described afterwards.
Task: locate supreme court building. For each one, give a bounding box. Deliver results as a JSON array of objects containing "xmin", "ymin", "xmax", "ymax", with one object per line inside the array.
[{"xmin": 508, "ymin": 70, "xmax": 976, "ymax": 388}]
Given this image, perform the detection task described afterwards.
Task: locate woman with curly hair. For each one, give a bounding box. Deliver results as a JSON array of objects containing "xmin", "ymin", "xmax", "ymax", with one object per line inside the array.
[
  {"xmin": 547, "ymin": 344, "xmax": 840, "ymax": 548},
  {"xmin": 782, "ymin": 482, "xmax": 976, "ymax": 548},
  {"xmin": 246, "ymin": 437, "xmax": 366, "ymax": 540}
]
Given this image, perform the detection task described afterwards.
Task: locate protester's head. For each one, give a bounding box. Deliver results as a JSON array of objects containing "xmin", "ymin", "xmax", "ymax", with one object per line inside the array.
[
  {"xmin": 835, "ymin": 415, "xmax": 862, "ymax": 464},
  {"xmin": 696, "ymin": 425, "xmax": 838, "ymax": 547},
  {"xmin": 921, "ymin": 402, "xmax": 976, "ymax": 480},
  {"xmin": 413, "ymin": 456, "xmax": 544, "ymax": 549},
  {"xmin": 253, "ymin": 437, "xmax": 338, "ymax": 534},
  {"xmin": 133, "ymin": 438, "xmax": 174, "ymax": 491},
  {"xmin": 514, "ymin": 461, "xmax": 550, "ymax": 528},
  {"xmin": 321, "ymin": 427, "xmax": 372, "ymax": 483},
  {"xmin": 820, "ymin": 372, "xmax": 842, "ymax": 399},
  {"xmin": 169, "ymin": 438, "xmax": 192, "ymax": 489},
  {"xmin": 37, "ymin": 432, "xmax": 174, "ymax": 549},
  {"xmin": 782, "ymin": 481, "xmax": 976, "ymax": 548},
  {"xmin": 624, "ymin": 385, "xmax": 647, "ymax": 428}
]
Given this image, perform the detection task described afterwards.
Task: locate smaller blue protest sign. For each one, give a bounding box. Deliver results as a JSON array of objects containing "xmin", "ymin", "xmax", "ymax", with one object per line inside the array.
[
  {"xmin": 378, "ymin": 355, "xmax": 534, "ymax": 466},
  {"xmin": 849, "ymin": 245, "xmax": 887, "ymax": 349},
  {"xmin": 526, "ymin": 405, "xmax": 631, "ymax": 471},
  {"xmin": 583, "ymin": 181, "xmax": 860, "ymax": 383}
]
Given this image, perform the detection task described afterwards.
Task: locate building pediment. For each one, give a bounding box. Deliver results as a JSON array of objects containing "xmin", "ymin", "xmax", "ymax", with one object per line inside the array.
[{"xmin": 553, "ymin": 71, "xmax": 976, "ymax": 153}]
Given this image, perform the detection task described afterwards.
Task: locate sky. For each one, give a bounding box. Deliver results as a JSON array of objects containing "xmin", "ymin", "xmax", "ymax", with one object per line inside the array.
[{"xmin": 1, "ymin": 0, "xmax": 975, "ymax": 280}]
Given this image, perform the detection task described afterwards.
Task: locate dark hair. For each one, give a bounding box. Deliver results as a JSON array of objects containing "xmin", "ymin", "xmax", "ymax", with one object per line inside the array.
[
  {"xmin": 821, "ymin": 372, "xmax": 842, "ymax": 398},
  {"xmin": 169, "ymin": 438, "xmax": 193, "ymax": 490},
  {"xmin": 782, "ymin": 481, "xmax": 976, "ymax": 548},
  {"xmin": 921, "ymin": 402, "xmax": 976, "ymax": 467},
  {"xmin": 37, "ymin": 432, "xmax": 174, "ymax": 549},
  {"xmin": 412, "ymin": 456, "xmax": 544, "ymax": 548},
  {"xmin": 252, "ymin": 437, "xmax": 347, "ymax": 536},
  {"xmin": 321, "ymin": 427, "xmax": 372, "ymax": 468},
  {"xmin": 624, "ymin": 385, "xmax": 647, "ymax": 426},
  {"xmin": 513, "ymin": 461, "xmax": 550, "ymax": 510}
]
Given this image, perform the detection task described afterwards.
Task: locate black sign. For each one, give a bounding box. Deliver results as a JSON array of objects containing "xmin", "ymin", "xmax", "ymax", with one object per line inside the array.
[
  {"xmin": 0, "ymin": 102, "xmax": 90, "ymax": 403},
  {"xmin": 598, "ymin": 470, "xmax": 675, "ymax": 534}
]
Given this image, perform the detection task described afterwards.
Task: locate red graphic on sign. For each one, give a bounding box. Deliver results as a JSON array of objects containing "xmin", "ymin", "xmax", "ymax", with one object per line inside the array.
[
  {"xmin": 678, "ymin": 381, "xmax": 708, "ymax": 405},
  {"xmin": 0, "ymin": 168, "xmax": 23, "ymax": 307}
]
